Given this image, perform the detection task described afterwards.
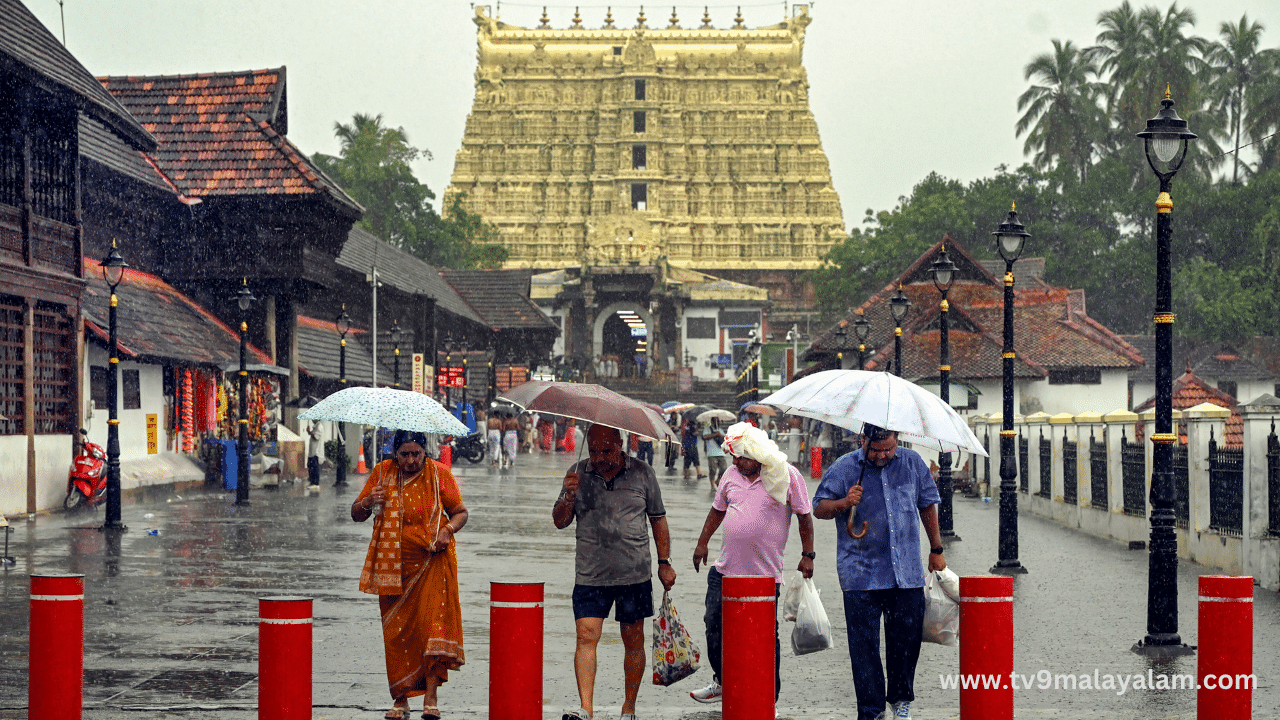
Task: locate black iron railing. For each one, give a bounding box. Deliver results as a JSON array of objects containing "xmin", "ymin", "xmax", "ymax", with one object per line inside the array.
[
  {"xmin": 1038, "ymin": 431, "xmax": 1051, "ymax": 498},
  {"xmin": 1173, "ymin": 444, "xmax": 1189, "ymax": 528},
  {"xmin": 1019, "ymin": 435, "xmax": 1029, "ymax": 493},
  {"xmin": 1063, "ymin": 430, "xmax": 1078, "ymax": 506},
  {"xmin": 1269, "ymin": 423, "xmax": 1280, "ymax": 537},
  {"xmin": 1089, "ymin": 431, "xmax": 1108, "ymax": 510},
  {"xmin": 1121, "ymin": 431, "xmax": 1145, "ymax": 517},
  {"xmin": 1208, "ymin": 432, "xmax": 1243, "ymax": 536}
]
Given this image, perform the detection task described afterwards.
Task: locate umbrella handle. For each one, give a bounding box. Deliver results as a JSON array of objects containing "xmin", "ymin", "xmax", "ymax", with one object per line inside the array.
[{"xmin": 846, "ymin": 462, "xmax": 868, "ymax": 538}]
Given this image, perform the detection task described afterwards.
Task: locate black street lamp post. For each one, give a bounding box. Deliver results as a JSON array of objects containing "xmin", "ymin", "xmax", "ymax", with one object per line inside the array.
[
  {"xmin": 931, "ymin": 246, "xmax": 960, "ymax": 541},
  {"xmin": 889, "ymin": 286, "xmax": 911, "ymax": 377},
  {"xmin": 335, "ymin": 307, "xmax": 351, "ymax": 487},
  {"xmin": 100, "ymin": 241, "xmax": 128, "ymax": 531},
  {"xmin": 391, "ymin": 321, "xmax": 403, "ymax": 389},
  {"xmin": 852, "ymin": 310, "xmax": 870, "ymax": 371},
  {"xmin": 234, "ymin": 280, "xmax": 255, "ymax": 506},
  {"xmin": 834, "ymin": 322, "xmax": 848, "ymax": 369},
  {"xmin": 1134, "ymin": 88, "xmax": 1196, "ymax": 656},
  {"xmin": 991, "ymin": 206, "xmax": 1030, "ymax": 574}
]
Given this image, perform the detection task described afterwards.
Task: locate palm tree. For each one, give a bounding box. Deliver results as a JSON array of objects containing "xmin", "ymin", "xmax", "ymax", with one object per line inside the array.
[
  {"xmin": 1205, "ymin": 15, "xmax": 1267, "ymax": 183},
  {"xmin": 1246, "ymin": 49, "xmax": 1280, "ymax": 173},
  {"xmin": 1016, "ymin": 39, "xmax": 1106, "ymax": 183}
]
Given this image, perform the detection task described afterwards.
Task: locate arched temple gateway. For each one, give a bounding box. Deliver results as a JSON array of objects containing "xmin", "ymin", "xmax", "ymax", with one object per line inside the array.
[{"xmin": 445, "ymin": 5, "xmax": 846, "ymax": 377}]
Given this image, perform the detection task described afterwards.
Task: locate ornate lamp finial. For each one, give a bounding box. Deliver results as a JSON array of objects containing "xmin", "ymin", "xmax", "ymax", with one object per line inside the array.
[
  {"xmin": 669, "ymin": 6, "xmax": 679, "ymax": 28},
  {"xmin": 701, "ymin": 6, "xmax": 713, "ymax": 28},
  {"xmin": 604, "ymin": 7, "xmax": 614, "ymax": 27},
  {"xmin": 572, "ymin": 7, "xmax": 582, "ymax": 28},
  {"xmin": 734, "ymin": 6, "xmax": 745, "ymax": 28},
  {"xmin": 539, "ymin": 6, "xmax": 550, "ymax": 28},
  {"xmin": 637, "ymin": 5, "xmax": 647, "ymax": 28}
]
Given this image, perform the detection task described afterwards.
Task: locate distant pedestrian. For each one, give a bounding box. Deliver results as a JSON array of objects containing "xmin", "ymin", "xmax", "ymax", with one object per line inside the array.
[
  {"xmin": 502, "ymin": 412, "xmax": 520, "ymax": 468},
  {"xmin": 486, "ymin": 410, "xmax": 502, "ymax": 468},
  {"xmin": 306, "ymin": 419, "xmax": 324, "ymax": 488},
  {"xmin": 352, "ymin": 430, "xmax": 469, "ymax": 720},
  {"xmin": 552, "ymin": 425, "xmax": 675, "ymax": 720},
  {"xmin": 690, "ymin": 422, "xmax": 814, "ymax": 705},
  {"xmin": 682, "ymin": 418, "xmax": 706, "ymax": 481},
  {"xmin": 702, "ymin": 418, "xmax": 728, "ymax": 489},
  {"xmin": 812, "ymin": 424, "xmax": 946, "ymax": 720}
]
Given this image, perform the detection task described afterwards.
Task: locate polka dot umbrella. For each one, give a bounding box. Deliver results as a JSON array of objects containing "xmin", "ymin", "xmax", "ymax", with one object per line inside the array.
[{"xmin": 299, "ymin": 386, "xmax": 470, "ymax": 436}]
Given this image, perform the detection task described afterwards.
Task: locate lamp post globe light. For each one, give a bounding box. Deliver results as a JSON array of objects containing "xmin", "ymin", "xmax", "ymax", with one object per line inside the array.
[
  {"xmin": 335, "ymin": 307, "xmax": 351, "ymax": 487},
  {"xmin": 234, "ymin": 280, "xmax": 256, "ymax": 506},
  {"xmin": 931, "ymin": 246, "xmax": 959, "ymax": 541},
  {"xmin": 100, "ymin": 240, "xmax": 128, "ymax": 531},
  {"xmin": 390, "ymin": 321, "xmax": 403, "ymax": 389},
  {"xmin": 852, "ymin": 309, "xmax": 870, "ymax": 371},
  {"xmin": 1134, "ymin": 88, "xmax": 1196, "ymax": 656},
  {"xmin": 834, "ymin": 320, "xmax": 848, "ymax": 369},
  {"xmin": 889, "ymin": 287, "xmax": 911, "ymax": 377},
  {"xmin": 990, "ymin": 206, "xmax": 1030, "ymax": 574}
]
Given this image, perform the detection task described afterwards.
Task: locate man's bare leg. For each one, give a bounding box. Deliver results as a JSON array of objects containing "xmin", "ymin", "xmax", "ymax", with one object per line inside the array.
[
  {"xmin": 620, "ymin": 620, "xmax": 646, "ymax": 715},
  {"xmin": 574, "ymin": 617, "xmax": 604, "ymax": 716}
]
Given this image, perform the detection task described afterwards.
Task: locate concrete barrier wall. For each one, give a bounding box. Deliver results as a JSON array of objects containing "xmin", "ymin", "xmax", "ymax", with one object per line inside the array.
[{"xmin": 970, "ymin": 397, "xmax": 1280, "ymax": 592}]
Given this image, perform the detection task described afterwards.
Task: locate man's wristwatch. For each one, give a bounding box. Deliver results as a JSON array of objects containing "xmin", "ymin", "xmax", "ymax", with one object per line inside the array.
[
  {"xmin": 930, "ymin": 546, "xmax": 945, "ymax": 555},
  {"xmin": 801, "ymin": 551, "xmax": 816, "ymax": 559},
  {"xmin": 657, "ymin": 558, "xmax": 671, "ymax": 566}
]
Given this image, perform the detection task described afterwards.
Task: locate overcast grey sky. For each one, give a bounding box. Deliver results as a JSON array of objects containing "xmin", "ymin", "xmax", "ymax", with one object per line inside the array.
[{"xmin": 27, "ymin": 0, "xmax": 1276, "ymax": 229}]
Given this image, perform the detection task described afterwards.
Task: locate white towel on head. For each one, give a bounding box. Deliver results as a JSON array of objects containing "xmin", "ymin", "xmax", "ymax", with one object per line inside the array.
[{"xmin": 722, "ymin": 421, "xmax": 790, "ymax": 504}]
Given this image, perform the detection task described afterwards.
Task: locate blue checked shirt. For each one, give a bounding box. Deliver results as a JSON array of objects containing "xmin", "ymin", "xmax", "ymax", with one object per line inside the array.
[{"xmin": 813, "ymin": 446, "xmax": 941, "ymax": 591}]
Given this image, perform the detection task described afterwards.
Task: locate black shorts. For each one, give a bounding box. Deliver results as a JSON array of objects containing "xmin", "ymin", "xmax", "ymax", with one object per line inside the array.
[{"xmin": 572, "ymin": 580, "xmax": 654, "ymax": 624}]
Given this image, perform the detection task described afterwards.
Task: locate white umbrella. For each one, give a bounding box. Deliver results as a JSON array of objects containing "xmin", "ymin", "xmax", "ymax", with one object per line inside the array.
[
  {"xmin": 299, "ymin": 386, "xmax": 470, "ymax": 436},
  {"xmin": 695, "ymin": 408, "xmax": 736, "ymax": 424},
  {"xmin": 762, "ymin": 370, "xmax": 988, "ymax": 456}
]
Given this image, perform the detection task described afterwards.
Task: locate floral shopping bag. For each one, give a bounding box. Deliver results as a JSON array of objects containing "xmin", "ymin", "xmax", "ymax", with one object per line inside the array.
[{"xmin": 651, "ymin": 591, "xmax": 700, "ymax": 686}]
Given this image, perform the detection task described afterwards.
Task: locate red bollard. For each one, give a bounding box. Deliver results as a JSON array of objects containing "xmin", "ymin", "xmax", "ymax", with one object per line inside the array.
[
  {"xmin": 810, "ymin": 446, "xmax": 823, "ymax": 479},
  {"xmin": 490, "ymin": 583, "xmax": 543, "ymax": 720},
  {"xmin": 722, "ymin": 575, "xmax": 775, "ymax": 720},
  {"xmin": 439, "ymin": 443, "xmax": 452, "ymax": 470},
  {"xmin": 29, "ymin": 574, "xmax": 84, "ymax": 720},
  {"xmin": 1198, "ymin": 575, "xmax": 1252, "ymax": 720},
  {"xmin": 958, "ymin": 575, "xmax": 1013, "ymax": 720},
  {"xmin": 259, "ymin": 596, "xmax": 312, "ymax": 720}
]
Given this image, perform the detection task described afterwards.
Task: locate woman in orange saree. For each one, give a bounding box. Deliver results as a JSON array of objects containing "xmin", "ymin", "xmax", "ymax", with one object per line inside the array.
[{"xmin": 352, "ymin": 430, "xmax": 467, "ymax": 720}]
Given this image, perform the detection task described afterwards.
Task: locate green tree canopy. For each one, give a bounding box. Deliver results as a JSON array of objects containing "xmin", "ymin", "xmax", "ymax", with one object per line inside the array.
[{"xmin": 313, "ymin": 113, "xmax": 507, "ymax": 269}]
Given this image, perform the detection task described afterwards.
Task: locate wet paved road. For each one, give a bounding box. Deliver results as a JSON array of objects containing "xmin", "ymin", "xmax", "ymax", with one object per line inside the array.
[{"xmin": 2, "ymin": 450, "xmax": 1279, "ymax": 719}]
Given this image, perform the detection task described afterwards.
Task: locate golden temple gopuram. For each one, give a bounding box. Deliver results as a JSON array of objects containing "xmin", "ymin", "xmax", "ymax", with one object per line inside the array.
[{"xmin": 445, "ymin": 5, "xmax": 846, "ymax": 326}]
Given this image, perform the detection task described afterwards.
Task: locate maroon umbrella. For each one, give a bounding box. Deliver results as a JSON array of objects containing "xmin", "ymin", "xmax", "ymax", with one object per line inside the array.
[{"xmin": 498, "ymin": 381, "xmax": 677, "ymax": 443}]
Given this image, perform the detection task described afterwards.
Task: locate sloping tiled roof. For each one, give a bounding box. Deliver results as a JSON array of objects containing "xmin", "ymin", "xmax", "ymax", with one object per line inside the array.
[
  {"xmin": 295, "ymin": 315, "xmax": 393, "ymax": 385},
  {"xmin": 804, "ymin": 238, "xmax": 1143, "ymax": 381},
  {"xmin": 82, "ymin": 257, "xmax": 270, "ymax": 367},
  {"xmin": 337, "ymin": 227, "xmax": 483, "ymax": 326},
  {"xmin": 1123, "ymin": 335, "xmax": 1271, "ymax": 385},
  {"xmin": 98, "ymin": 68, "xmax": 360, "ymax": 214},
  {"xmin": 441, "ymin": 269, "xmax": 559, "ymax": 331},
  {"xmin": 79, "ymin": 113, "xmax": 173, "ymax": 192},
  {"xmin": 0, "ymin": 0, "xmax": 154, "ymax": 151},
  {"xmin": 1134, "ymin": 366, "xmax": 1242, "ymax": 448}
]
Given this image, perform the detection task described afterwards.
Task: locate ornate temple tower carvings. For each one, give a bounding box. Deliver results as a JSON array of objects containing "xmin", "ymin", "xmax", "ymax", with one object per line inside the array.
[{"xmin": 445, "ymin": 5, "xmax": 847, "ymax": 320}]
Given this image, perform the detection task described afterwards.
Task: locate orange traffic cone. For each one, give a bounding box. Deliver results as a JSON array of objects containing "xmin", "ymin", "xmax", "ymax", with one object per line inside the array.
[{"xmin": 356, "ymin": 443, "xmax": 369, "ymax": 474}]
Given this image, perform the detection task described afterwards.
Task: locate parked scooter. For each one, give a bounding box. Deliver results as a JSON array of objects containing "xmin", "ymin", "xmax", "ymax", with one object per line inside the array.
[
  {"xmin": 447, "ymin": 432, "xmax": 487, "ymax": 464},
  {"xmin": 65, "ymin": 429, "xmax": 107, "ymax": 510}
]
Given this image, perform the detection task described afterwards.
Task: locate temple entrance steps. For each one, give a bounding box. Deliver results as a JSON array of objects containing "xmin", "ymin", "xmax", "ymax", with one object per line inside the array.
[{"xmin": 596, "ymin": 376, "xmax": 741, "ymax": 411}]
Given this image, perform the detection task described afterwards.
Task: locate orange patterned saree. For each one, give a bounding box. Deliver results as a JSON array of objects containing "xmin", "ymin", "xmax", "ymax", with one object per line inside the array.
[{"xmin": 357, "ymin": 458, "xmax": 465, "ymax": 698}]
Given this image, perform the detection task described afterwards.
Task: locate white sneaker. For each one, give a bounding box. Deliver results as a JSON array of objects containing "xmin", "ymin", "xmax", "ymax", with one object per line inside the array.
[
  {"xmin": 892, "ymin": 700, "xmax": 912, "ymax": 719},
  {"xmin": 690, "ymin": 680, "xmax": 723, "ymax": 703}
]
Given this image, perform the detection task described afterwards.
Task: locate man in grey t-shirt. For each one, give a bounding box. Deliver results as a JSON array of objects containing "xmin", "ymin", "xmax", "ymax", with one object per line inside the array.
[{"xmin": 553, "ymin": 425, "xmax": 676, "ymax": 720}]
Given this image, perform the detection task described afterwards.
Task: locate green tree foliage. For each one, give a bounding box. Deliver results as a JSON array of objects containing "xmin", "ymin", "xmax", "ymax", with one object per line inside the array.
[
  {"xmin": 313, "ymin": 113, "xmax": 507, "ymax": 269},
  {"xmin": 817, "ymin": 2, "xmax": 1279, "ymax": 346}
]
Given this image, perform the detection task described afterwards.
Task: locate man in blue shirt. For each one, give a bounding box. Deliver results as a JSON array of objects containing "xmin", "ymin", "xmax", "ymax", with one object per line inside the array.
[{"xmin": 812, "ymin": 424, "xmax": 946, "ymax": 720}]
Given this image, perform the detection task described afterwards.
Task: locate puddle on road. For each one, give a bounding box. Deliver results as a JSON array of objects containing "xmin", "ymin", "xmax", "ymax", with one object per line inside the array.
[{"xmin": 129, "ymin": 668, "xmax": 256, "ymax": 700}]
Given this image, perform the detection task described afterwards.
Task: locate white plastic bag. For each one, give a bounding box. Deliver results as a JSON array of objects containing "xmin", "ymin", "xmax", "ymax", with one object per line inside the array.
[
  {"xmin": 921, "ymin": 568, "xmax": 960, "ymax": 646},
  {"xmin": 781, "ymin": 570, "xmax": 804, "ymax": 621},
  {"xmin": 790, "ymin": 577, "xmax": 832, "ymax": 655}
]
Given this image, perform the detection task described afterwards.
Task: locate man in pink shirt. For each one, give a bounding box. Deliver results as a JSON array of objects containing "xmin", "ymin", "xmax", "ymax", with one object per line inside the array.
[{"xmin": 690, "ymin": 422, "xmax": 815, "ymax": 704}]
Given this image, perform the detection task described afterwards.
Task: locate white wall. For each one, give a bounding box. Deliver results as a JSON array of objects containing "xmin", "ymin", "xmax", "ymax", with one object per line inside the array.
[
  {"xmin": 0, "ymin": 435, "xmax": 73, "ymax": 516},
  {"xmin": 1022, "ymin": 369, "xmax": 1129, "ymax": 416},
  {"xmin": 683, "ymin": 306, "xmax": 727, "ymax": 381},
  {"xmin": 84, "ymin": 347, "xmax": 171, "ymax": 461}
]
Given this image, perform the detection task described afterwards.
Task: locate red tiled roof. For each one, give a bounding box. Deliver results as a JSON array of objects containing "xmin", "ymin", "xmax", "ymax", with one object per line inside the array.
[
  {"xmin": 805, "ymin": 237, "xmax": 1144, "ymax": 381},
  {"xmin": 98, "ymin": 68, "xmax": 360, "ymax": 214},
  {"xmin": 1133, "ymin": 368, "xmax": 1242, "ymax": 448},
  {"xmin": 82, "ymin": 257, "xmax": 270, "ymax": 367}
]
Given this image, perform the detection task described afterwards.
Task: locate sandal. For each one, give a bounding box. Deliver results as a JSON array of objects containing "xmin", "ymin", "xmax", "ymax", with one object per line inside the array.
[
  {"xmin": 385, "ymin": 704, "xmax": 409, "ymax": 720},
  {"xmin": 422, "ymin": 707, "xmax": 441, "ymax": 720}
]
